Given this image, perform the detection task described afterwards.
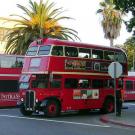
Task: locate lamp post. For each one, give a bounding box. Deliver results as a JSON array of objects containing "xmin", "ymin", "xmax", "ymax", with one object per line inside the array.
[{"xmin": 133, "ymin": 50, "xmax": 135, "ymax": 71}]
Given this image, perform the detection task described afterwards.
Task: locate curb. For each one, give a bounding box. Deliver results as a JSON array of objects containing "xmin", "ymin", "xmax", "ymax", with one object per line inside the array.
[{"xmin": 100, "ymin": 115, "xmax": 135, "ymax": 128}]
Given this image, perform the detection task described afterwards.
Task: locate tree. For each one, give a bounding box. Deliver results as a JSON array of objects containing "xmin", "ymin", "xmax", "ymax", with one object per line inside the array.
[
  {"xmin": 113, "ymin": 0, "xmax": 135, "ymax": 34},
  {"xmin": 97, "ymin": 0, "xmax": 123, "ymax": 46},
  {"xmin": 5, "ymin": 0, "xmax": 79, "ymax": 55},
  {"xmin": 117, "ymin": 37, "xmax": 135, "ymax": 70}
]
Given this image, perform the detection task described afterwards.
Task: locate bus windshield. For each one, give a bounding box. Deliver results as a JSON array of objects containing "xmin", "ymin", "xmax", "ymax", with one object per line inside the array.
[
  {"xmin": 19, "ymin": 82, "xmax": 29, "ymax": 89},
  {"xmin": 26, "ymin": 46, "xmax": 38, "ymax": 56},
  {"xmin": 38, "ymin": 45, "xmax": 51, "ymax": 55},
  {"xmin": 26, "ymin": 45, "xmax": 51, "ymax": 56}
]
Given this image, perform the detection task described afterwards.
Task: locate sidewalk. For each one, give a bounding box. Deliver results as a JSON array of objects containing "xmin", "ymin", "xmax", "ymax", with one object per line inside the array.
[{"xmin": 100, "ymin": 104, "xmax": 135, "ymax": 128}]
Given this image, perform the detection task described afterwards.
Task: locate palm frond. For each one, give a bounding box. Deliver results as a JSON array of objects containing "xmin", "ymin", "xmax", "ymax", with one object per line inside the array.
[{"xmin": 5, "ymin": 0, "xmax": 79, "ymax": 54}]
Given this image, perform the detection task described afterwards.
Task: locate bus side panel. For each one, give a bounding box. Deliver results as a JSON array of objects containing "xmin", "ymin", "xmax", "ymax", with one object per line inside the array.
[
  {"xmin": 0, "ymin": 92, "xmax": 19, "ymax": 107},
  {"xmin": 61, "ymin": 88, "xmax": 114, "ymax": 111},
  {"xmin": 124, "ymin": 78, "xmax": 135, "ymax": 101}
]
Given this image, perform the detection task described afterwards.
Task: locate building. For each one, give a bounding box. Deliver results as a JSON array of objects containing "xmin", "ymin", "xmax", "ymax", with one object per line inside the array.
[{"xmin": 0, "ymin": 17, "xmax": 17, "ymax": 53}]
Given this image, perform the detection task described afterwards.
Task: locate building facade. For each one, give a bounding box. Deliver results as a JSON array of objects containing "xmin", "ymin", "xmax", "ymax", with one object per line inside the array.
[{"xmin": 0, "ymin": 17, "xmax": 17, "ymax": 53}]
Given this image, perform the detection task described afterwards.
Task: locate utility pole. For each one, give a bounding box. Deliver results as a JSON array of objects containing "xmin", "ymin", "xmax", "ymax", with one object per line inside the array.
[{"xmin": 133, "ymin": 49, "xmax": 135, "ymax": 71}]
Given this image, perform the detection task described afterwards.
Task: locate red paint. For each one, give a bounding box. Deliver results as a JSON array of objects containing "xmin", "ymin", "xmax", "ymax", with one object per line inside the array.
[
  {"xmin": 123, "ymin": 76, "xmax": 135, "ymax": 101},
  {"xmin": 0, "ymin": 54, "xmax": 24, "ymax": 107},
  {"xmin": 19, "ymin": 38, "xmax": 128, "ymax": 115}
]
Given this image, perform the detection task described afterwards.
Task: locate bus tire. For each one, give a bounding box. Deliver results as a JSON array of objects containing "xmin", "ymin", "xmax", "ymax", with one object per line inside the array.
[
  {"xmin": 100, "ymin": 98, "xmax": 114, "ymax": 114},
  {"xmin": 44, "ymin": 99, "xmax": 61, "ymax": 117},
  {"xmin": 20, "ymin": 106, "xmax": 33, "ymax": 116}
]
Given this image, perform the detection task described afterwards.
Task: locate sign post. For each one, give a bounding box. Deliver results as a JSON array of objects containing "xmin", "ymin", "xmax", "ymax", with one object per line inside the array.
[{"xmin": 108, "ymin": 62, "xmax": 122, "ymax": 116}]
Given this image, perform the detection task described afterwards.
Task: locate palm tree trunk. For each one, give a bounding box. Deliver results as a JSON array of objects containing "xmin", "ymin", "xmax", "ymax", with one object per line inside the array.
[
  {"xmin": 110, "ymin": 38, "xmax": 114, "ymax": 47},
  {"xmin": 40, "ymin": 28, "xmax": 43, "ymax": 38}
]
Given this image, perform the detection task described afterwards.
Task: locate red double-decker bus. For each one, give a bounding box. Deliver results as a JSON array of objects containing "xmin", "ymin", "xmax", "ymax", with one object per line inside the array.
[
  {"xmin": 19, "ymin": 38, "xmax": 127, "ymax": 117},
  {"xmin": 0, "ymin": 54, "xmax": 24, "ymax": 107},
  {"xmin": 123, "ymin": 75, "xmax": 135, "ymax": 101}
]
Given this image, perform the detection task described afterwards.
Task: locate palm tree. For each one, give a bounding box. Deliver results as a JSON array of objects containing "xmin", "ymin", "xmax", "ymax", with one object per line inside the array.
[
  {"xmin": 4, "ymin": 0, "xmax": 79, "ymax": 55},
  {"xmin": 97, "ymin": 0, "xmax": 123, "ymax": 46}
]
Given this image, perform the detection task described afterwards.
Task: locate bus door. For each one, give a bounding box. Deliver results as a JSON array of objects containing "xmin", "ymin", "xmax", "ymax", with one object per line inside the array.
[{"xmin": 49, "ymin": 74, "xmax": 62, "ymax": 97}]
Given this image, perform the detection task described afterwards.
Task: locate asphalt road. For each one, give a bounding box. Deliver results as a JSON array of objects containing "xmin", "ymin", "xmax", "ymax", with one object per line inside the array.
[{"xmin": 0, "ymin": 104, "xmax": 135, "ymax": 135}]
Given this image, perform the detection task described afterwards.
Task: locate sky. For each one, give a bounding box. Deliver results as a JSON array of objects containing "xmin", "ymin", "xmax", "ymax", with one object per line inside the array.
[{"xmin": 0, "ymin": 0, "xmax": 132, "ymax": 46}]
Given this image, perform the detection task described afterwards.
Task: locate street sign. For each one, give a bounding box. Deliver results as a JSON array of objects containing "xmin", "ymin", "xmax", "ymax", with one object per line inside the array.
[
  {"xmin": 108, "ymin": 62, "xmax": 122, "ymax": 78},
  {"xmin": 108, "ymin": 62, "xmax": 123, "ymax": 117}
]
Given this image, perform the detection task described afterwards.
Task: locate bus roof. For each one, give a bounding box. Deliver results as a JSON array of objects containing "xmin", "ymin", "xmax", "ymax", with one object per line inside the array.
[
  {"xmin": 30, "ymin": 38, "xmax": 123, "ymax": 52},
  {"xmin": 0, "ymin": 54, "xmax": 24, "ymax": 57}
]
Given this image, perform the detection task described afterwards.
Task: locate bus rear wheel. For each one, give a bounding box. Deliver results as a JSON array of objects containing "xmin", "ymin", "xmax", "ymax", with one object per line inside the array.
[
  {"xmin": 44, "ymin": 100, "xmax": 60, "ymax": 117},
  {"xmin": 20, "ymin": 106, "xmax": 33, "ymax": 116},
  {"xmin": 101, "ymin": 98, "xmax": 114, "ymax": 114}
]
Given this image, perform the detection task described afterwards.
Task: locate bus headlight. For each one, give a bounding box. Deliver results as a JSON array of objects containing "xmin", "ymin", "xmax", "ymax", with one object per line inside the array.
[{"xmin": 36, "ymin": 99, "xmax": 38, "ymax": 103}]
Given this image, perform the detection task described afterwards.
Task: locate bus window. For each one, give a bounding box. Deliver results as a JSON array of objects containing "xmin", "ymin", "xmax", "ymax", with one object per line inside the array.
[
  {"xmin": 50, "ymin": 75, "xmax": 62, "ymax": 88},
  {"xmin": 126, "ymin": 80, "xmax": 133, "ymax": 91},
  {"xmin": 20, "ymin": 82, "xmax": 29, "ymax": 89},
  {"xmin": 118, "ymin": 79, "xmax": 123, "ymax": 89},
  {"xmin": 78, "ymin": 48, "xmax": 91, "ymax": 58},
  {"xmin": 92, "ymin": 79, "xmax": 104, "ymax": 88},
  {"xmin": 78, "ymin": 79, "xmax": 89, "ymax": 88},
  {"xmin": 104, "ymin": 51, "xmax": 114, "ymax": 60},
  {"xmin": 65, "ymin": 47, "xmax": 78, "ymax": 57},
  {"xmin": 0, "ymin": 56, "xmax": 15, "ymax": 68},
  {"xmin": 65, "ymin": 78, "xmax": 78, "ymax": 88},
  {"xmin": 0, "ymin": 55, "xmax": 24, "ymax": 68},
  {"xmin": 38, "ymin": 45, "xmax": 51, "ymax": 55},
  {"xmin": 115, "ymin": 52, "xmax": 127, "ymax": 63},
  {"xmin": 51, "ymin": 46, "xmax": 63, "ymax": 56},
  {"xmin": 104, "ymin": 79, "xmax": 114, "ymax": 88},
  {"xmin": 16, "ymin": 57, "xmax": 24, "ymax": 67},
  {"xmin": 26, "ymin": 46, "xmax": 38, "ymax": 56},
  {"xmin": 0, "ymin": 80, "xmax": 18, "ymax": 92},
  {"xmin": 31, "ymin": 74, "xmax": 48, "ymax": 89},
  {"xmin": 92, "ymin": 50, "xmax": 103, "ymax": 59},
  {"xmin": 32, "ymin": 80, "xmax": 48, "ymax": 89}
]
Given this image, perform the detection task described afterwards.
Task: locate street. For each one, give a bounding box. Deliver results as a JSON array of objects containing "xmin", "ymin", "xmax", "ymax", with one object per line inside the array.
[{"xmin": 0, "ymin": 103, "xmax": 135, "ymax": 135}]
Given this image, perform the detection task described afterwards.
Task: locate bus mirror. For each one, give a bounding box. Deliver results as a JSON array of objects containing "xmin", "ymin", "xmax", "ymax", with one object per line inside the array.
[{"xmin": 50, "ymin": 73, "xmax": 53, "ymax": 82}]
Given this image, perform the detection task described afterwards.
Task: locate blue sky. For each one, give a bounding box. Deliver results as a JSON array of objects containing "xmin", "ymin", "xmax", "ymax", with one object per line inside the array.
[{"xmin": 0, "ymin": 0, "xmax": 132, "ymax": 46}]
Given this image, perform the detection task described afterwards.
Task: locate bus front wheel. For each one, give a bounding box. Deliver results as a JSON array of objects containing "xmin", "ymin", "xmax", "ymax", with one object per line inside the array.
[{"xmin": 44, "ymin": 100, "xmax": 61, "ymax": 117}]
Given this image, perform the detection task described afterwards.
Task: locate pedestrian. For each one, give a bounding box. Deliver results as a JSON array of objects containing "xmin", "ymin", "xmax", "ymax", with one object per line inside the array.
[{"xmin": 116, "ymin": 89, "xmax": 122, "ymax": 116}]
